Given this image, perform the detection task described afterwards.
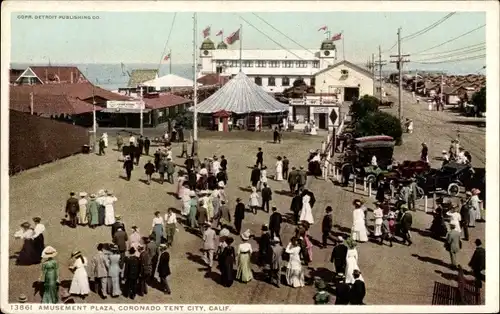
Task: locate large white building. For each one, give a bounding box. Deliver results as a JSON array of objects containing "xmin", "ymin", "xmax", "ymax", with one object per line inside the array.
[{"xmin": 199, "ymin": 38, "xmax": 338, "ymax": 93}]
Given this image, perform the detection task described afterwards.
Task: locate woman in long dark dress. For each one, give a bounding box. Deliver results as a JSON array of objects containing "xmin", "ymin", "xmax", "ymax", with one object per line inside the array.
[
  {"xmin": 429, "ymin": 203, "xmax": 447, "ymax": 239},
  {"xmin": 219, "ymin": 237, "xmax": 236, "ymax": 287},
  {"xmin": 14, "ymin": 222, "xmax": 39, "ymax": 265},
  {"xmin": 32, "ymin": 217, "xmax": 46, "ymax": 264}
]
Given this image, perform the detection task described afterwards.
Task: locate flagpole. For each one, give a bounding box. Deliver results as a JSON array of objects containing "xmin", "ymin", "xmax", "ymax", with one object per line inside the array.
[
  {"xmin": 192, "ymin": 12, "xmax": 199, "ymax": 153},
  {"xmin": 239, "ymin": 24, "xmax": 242, "ymax": 72},
  {"xmin": 342, "ymin": 30, "xmax": 345, "ymax": 60},
  {"xmin": 169, "ymin": 49, "xmax": 172, "ymax": 74},
  {"xmin": 326, "ymin": 30, "xmax": 330, "ymax": 40}
]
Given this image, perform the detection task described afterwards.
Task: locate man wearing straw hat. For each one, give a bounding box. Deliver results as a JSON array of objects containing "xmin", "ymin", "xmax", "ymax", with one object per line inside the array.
[
  {"xmin": 202, "ymin": 222, "xmax": 217, "ymax": 271},
  {"xmin": 269, "ymin": 236, "xmax": 283, "ymax": 288},
  {"xmin": 330, "ymin": 236, "xmax": 348, "ymax": 277},
  {"xmin": 90, "ymin": 243, "xmax": 110, "ymax": 299},
  {"xmin": 349, "ymin": 269, "xmax": 366, "ymax": 305},
  {"xmin": 155, "ymin": 243, "xmax": 172, "ymax": 295}
]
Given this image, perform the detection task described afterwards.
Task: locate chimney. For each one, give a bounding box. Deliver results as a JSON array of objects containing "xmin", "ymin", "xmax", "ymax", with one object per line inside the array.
[
  {"xmin": 70, "ymin": 71, "xmax": 73, "ymax": 84},
  {"xmin": 45, "ymin": 69, "xmax": 48, "ymax": 83}
]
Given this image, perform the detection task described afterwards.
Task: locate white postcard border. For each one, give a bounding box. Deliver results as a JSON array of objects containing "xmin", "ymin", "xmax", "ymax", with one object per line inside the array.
[{"xmin": 1, "ymin": 1, "xmax": 498, "ymax": 313}]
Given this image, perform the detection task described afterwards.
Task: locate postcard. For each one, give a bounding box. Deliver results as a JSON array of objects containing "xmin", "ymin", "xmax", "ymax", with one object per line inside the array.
[{"xmin": 1, "ymin": 1, "xmax": 498, "ymax": 313}]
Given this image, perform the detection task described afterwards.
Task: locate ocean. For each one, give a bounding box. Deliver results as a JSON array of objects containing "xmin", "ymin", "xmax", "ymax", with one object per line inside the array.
[{"xmin": 10, "ymin": 61, "xmax": 485, "ymax": 92}]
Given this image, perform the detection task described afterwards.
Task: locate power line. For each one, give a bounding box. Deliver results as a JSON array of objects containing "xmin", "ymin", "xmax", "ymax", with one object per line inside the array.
[
  {"xmin": 414, "ymin": 42, "xmax": 485, "ymax": 56},
  {"xmin": 413, "ymin": 46, "xmax": 485, "ymax": 62},
  {"xmin": 413, "ymin": 54, "xmax": 485, "ymax": 64},
  {"xmin": 402, "ymin": 12, "xmax": 456, "ymax": 41},
  {"xmin": 156, "ymin": 13, "xmax": 177, "ymax": 72},
  {"xmin": 410, "ymin": 24, "xmax": 486, "ymax": 55},
  {"xmin": 237, "ymin": 15, "xmax": 306, "ymax": 60},
  {"xmin": 252, "ymin": 13, "xmax": 317, "ymax": 57}
]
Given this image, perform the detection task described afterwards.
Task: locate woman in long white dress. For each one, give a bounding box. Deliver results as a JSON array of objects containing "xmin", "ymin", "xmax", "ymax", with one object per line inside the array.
[
  {"xmin": 285, "ymin": 238, "xmax": 305, "ymax": 288},
  {"xmin": 344, "ymin": 238, "xmax": 363, "ymax": 284},
  {"xmin": 78, "ymin": 192, "xmax": 88, "ymax": 225},
  {"xmin": 299, "ymin": 194, "xmax": 314, "ymax": 224},
  {"xmin": 446, "ymin": 206, "xmax": 461, "ymax": 232},
  {"xmin": 181, "ymin": 188, "xmax": 192, "ymax": 216},
  {"xmin": 102, "ymin": 133, "xmax": 108, "ymax": 148},
  {"xmin": 470, "ymin": 189, "xmax": 481, "ymax": 223},
  {"xmin": 351, "ymin": 200, "xmax": 368, "ymax": 242},
  {"xmin": 103, "ymin": 191, "xmax": 117, "ymax": 226},
  {"xmin": 275, "ymin": 157, "xmax": 284, "ymax": 181},
  {"xmin": 69, "ymin": 251, "xmax": 90, "ymax": 297}
]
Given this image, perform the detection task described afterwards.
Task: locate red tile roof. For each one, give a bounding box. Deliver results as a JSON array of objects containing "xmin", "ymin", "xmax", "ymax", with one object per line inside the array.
[
  {"xmin": 10, "ymin": 93, "xmax": 101, "ymax": 115},
  {"xmin": 10, "ymin": 69, "xmax": 25, "ymax": 84},
  {"xmin": 142, "ymin": 93, "xmax": 192, "ymax": 110},
  {"xmin": 20, "ymin": 66, "xmax": 88, "ymax": 84},
  {"xmin": 10, "ymin": 83, "xmax": 132, "ymax": 101},
  {"xmin": 197, "ymin": 74, "xmax": 231, "ymax": 86}
]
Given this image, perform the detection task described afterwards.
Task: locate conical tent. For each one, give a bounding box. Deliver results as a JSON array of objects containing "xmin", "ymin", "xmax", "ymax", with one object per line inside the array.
[{"xmin": 192, "ymin": 72, "xmax": 289, "ymax": 114}]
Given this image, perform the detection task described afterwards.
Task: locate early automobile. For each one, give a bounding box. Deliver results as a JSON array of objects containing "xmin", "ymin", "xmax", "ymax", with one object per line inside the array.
[
  {"xmin": 416, "ymin": 162, "xmax": 475, "ymax": 196},
  {"xmin": 339, "ymin": 136, "xmax": 396, "ymax": 185}
]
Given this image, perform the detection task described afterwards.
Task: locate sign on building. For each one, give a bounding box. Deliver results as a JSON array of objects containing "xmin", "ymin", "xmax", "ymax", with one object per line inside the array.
[{"xmin": 106, "ymin": 100, "xmax": 145, "ymax": 110}]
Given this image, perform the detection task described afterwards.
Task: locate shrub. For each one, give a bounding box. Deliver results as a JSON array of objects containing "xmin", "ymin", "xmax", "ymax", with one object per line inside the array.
[
  {"xmin": 472, "ymin": 87, "xmax": 486, "ymax": 113},
  {"xmin": 350, "ymin": 95, "xmax": 380, "ymax": 121},
  {"xmin": 355, "ymin": 111, "xmax": 403, "ymax": 145}
]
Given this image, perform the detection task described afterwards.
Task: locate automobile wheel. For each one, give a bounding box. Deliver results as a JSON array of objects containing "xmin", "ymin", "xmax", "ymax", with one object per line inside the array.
[
  {"xmin": 365, "ymin": 174, "xmax": 376, "ymax": 185},
  {"xmin": 447, "ymin": 183, "xmax": 460, "ymax": 196},
  {"xmin": 416, "ymin": 186, "xmax": 425, "ymax": 200}
]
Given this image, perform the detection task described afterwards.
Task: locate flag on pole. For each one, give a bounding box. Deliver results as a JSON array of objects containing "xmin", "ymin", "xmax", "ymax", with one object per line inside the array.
[
  {"xmin": 163, "ymin": 53, "xmax": 171, "ymax": 61},
  {"xmin": 202, "ymin": 26, "xmax": 211, "ymax": 38},
  {"xmin": 331, "ymin": 32, "xmax": 342, "ymax": 41},
  {"xmin": 216, "ymin": 30, "xmax": 223, "ymax": 36},
  {"xmin": 318, "ymin": 25, "xmax": 328, "ymax": 32},
  {"xmin": 226, "ymin": 29, "xmax": 240, "ymax": 45}
]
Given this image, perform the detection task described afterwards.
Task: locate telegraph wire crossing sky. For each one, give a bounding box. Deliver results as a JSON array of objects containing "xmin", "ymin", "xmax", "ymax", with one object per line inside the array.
[{"xmin": 10, "ymin": 11, "xmax": 485, "ymax": 67}]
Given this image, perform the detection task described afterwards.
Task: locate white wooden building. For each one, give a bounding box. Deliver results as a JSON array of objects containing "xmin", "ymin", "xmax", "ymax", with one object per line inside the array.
[{"xmin": 199, "ymin": 38, "xmax": 338, "ymax": 93}]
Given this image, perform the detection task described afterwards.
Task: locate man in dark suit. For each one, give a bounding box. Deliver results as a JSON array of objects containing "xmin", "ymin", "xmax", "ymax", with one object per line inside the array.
[
  {"xmin": 113, "ymin": 227, "xmax": 128, "ymax": 259},
  {"xmin": 144, "ymin": 137, "xmax": 151, "ymax": 155},
  {"xmin": 349, "ymin": 269, "xmax": 366, "ymax": 305},
  {"xmin": 65, "ymin": 192, "xmax": 79, "ymax": 228},
  {"xmin": 220, "ymin": 155, "xmax": 228, "ymax": 172},
  {"xmin": 321, "ymin": 206, "xmax": 333, "ymax": 248},
  {"xmin": 269, "ymin": 207, "xmax": 282, "ymax": 239},
  {"xmin": 282, "ymin": 156, "xmax": 289, "ymax": 180},
  {"xmin": 111, "ymin": 216, "xmax": 125, "ymax": 238},
  {"xmin": 156, "ymin": 244, "xmax": 172, "ymax": 294},
  {"xmin": 257, "ymin": 225, "xmax": 271, "ymax": 267},
  {"xmin": 250, "ymin": 165, "xmax": 261, "ymax": 188},
  {"xmin": 335, "ymin": 276, "xmax": 350, "ymax": 304},
  {"xmin": 137, "ymin": 136, "xmax": 145, "ymax": 155},
  {"xmin": 468, "ymin": 238, "xmax": 485, "ymax": 288},
  {"xmin": 234, "ymin": 198, "xmax": 246, "ymax": 235},
  {"xmin": 399, "ymin": 205, "xmax": 413, "ymax": 246},
  {"xmin": 290, "ymin": 190, "xmax": 302, "ymax": 225},
  {"xmin": 297, "ymin": 166, "xmax": 307, "ymax": 191},
  {"xmin": 124, "ymin": 247, "xmax": 142, "ymax": 299},
  {"xmin": 196, "ymin": 205, "xmax": 209, "ymax": 235},
  {"xmin": 287, "ymin": 167, "xmax": 299, "ymax": 194},
  {"xmin": 256, "ymin": 147, "xmax": 264, "ymax": 168},
  {"xmin": 460, "ymin": 198, "xmax": 471, "ymax": 241},
  {"xmin": 138, "ymin": 245, "xmax": 151, "ymax": 296},
  {"xmin": 261, "ymin": 183, "xmax": 272, "ymax": 213},
  {"xmin": 330, "ymin": 236, "xmax": 348, "ymax": 276},
  {"xmin": 184, "ymin": 156, "xmax": 194, "ymax": 173}
]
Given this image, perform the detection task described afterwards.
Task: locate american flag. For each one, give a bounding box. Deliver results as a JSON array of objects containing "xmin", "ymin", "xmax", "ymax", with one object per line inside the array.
[
  {"xmin": 318, "ymin": 25, "xmax": 328, "ymax": 32},
  {"xmin": 226, "ymin": 29, "xmax": 240, "ymax": 45},
  {"xmin": 202, "ymin": 26, "xmax": 211, "ymax": 38}
]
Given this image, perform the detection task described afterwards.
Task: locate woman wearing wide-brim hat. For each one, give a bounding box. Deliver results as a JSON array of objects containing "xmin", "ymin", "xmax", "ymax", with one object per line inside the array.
[
  {"xmin": 13, "ymin": 222, "xmax": 38, "ymax": 266},
  {"xmin": 68, "ymin": 251, "xmax": 90, "ymax": 298},
  {"xmin": 40, "ymin": 246, "xmax": 59, "ymax": 303},
  {"xmin": 236, "ymin": 230, "xmax": 253, "ymax": 283}
]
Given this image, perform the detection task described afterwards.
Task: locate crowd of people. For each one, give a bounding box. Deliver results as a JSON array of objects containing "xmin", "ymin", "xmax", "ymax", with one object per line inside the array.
[{"xmin": 11, "ymin": 129, "xmax": 485, "ymax": 305}]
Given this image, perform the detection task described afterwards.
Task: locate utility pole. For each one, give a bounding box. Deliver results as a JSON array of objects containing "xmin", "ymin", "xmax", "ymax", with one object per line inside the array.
[
  {"xmin": 30, "ymin": 92, "xmax": 34, "ymax": 115},
  {"xmin": 390, "ymin": 27, "xmax": 410, "ymax": 122},
  {"xmin": 370, "ymin": 54, "xmax": 375, "ymax": 94},
  {"xmin": 414, "ymin": 70, "xmax": 418, "ymax": 93},
  {"xmin": 139, "ymin": 86, "xmax": 144, "ymax": 136},
  {"xmin": 192, "ymin": 12, "xmax": 199, "ymax": 156},
  {"xmin": 375, "ymin": 45, "xmax": 387, "ymax": 102},
  {"xmin": 440, "ymin": 74, "xmax": 444, "ymax": 109}
]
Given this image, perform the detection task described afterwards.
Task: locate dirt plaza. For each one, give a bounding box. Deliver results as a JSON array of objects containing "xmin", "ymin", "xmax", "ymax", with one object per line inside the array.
[{"xmin": 8, "ymin": 129, "xmax": 485, "ymax": 305}]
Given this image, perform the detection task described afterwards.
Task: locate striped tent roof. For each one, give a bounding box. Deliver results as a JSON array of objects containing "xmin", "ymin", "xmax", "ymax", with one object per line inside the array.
[{"xmin": 193, "ymin": 72, "xmax": 288, "ymax": 114}]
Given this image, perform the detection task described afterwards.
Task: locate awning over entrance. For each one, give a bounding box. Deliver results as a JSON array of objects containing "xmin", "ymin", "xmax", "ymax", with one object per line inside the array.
[{"xmin": 101, "ymin": 108, "xmax": 152, "ymax": 114}]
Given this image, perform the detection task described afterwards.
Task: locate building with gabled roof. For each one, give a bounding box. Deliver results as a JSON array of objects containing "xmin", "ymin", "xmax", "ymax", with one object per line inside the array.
[{"xmin": 14, "ymin": 66, "xmax": 88, "ymax": 85}]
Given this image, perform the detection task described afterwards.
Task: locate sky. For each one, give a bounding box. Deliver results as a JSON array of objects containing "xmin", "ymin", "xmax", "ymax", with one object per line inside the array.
[{"xmin": 9, "ymin": 11, "xmax": 486, "ymax": 71}]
